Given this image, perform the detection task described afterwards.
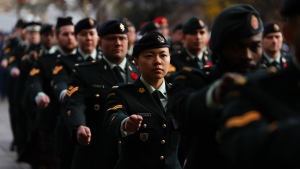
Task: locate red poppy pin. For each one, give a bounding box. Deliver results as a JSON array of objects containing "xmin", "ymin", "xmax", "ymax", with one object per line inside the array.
[
  {"xmin": 204, "ymin": 61, "xmax": 213, "ymax": 68},
  {"xmin": 283, "ymin": 62, "xmax": 288, "ymax": 68},
  {"xmin": 130, "ymin": 72, "xmax": 138, "ymax": 80}
]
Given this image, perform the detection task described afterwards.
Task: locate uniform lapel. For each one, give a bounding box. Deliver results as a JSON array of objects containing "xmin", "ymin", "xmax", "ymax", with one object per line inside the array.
[
  {"xmin": 133, "ymin": 79, "xmax": 166, "ymax": 119},
  {"xmin": 97, "ymin": 60, "xmax": 119, "ymax": 86},
  {"xmin": 125, "ymin": 61, "xmax": 139, "ymax": 84}
]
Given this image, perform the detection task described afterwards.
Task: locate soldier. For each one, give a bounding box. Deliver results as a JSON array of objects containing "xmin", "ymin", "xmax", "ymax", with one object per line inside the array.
[
  {"xmin": 0, "ymin": 18, "xmax": 27, "ymax": 152},
  {"xmin": 62, "ymin": 19, "xmax": 140, "ymax": 169},
  {"xmin": 104, "ymin": 31, "xmax": 181, "ymax": 169},
  {"xmin": 169, "ymin": 23, "xmax": 184, "ymax": 53},
  {"xmin": 219, "ymin": 0, "xmax": 300, "ymax": 168},
  {"xmin": 19, "ymin": 23, "xmax": 60, "ymax": 169},
  {"xmin": 170, "ymin": 17, "xmax": 213, "ymax": 72},
  {"xmin": 261, "ymin": 22, "xmax": 292, "ymax": 69},
  {"xmin": 154, "ymin": 16, "xmax": 172, "ymax": 43},
  {"xmin": 49, "ymin": 17, "xmax": 87, "ymax": 169},
  {"xmin": 168, "ymin": 4, "xmax": 266, "ymax": 169},
  {"xmin": 121, "ymin": 17, "xmax": 136, "ymax": 61}
]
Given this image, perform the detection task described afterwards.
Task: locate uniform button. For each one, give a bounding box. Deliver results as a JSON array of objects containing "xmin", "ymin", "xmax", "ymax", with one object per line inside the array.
[
  {"xmin": 143, "ymin": 124, "xmax": 147, "ymax": 128},
  {"xmin": 118, "ymin": 141, "xmax": 121, "ymax": 144},
  {"xmin": 161, "ymin": 140, "xmax": 165, "ymax": 144},
  {"xmin": 160, "ymin": 156, "xmax": 164, "ymax": 160},
  {"xmin": 95, "ymin": 94, "xmax": 100, "ymax": 97},
  {"xmin": 67, "ymin": 110, "xmax": 71, "ymax": 116},
  {"xmin": 162, "ymin": 124, "xmax": 166, "ymax": 128}
]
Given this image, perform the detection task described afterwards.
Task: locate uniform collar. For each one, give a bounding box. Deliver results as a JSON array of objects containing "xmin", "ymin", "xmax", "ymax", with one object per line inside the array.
[
  {"xmin": 57, "ymin": 46, "xmax": 77, "ymax": 56},
  {"xmin": 103, "ymin": 56, "xmax": 127, "ymax": 72},
  {"xmin": 140, "ymin": 76, "xmax": 167, "ymax": 99},
  {"xmin": 263, "ymin": 52, "xmax": 281, "ymax": 63},
  {"xmin": 78, "ymin": 48, "xmax": 97, "ymax": 60},
  {"xmin": 186, "ymin": 45, "xmax": 207, "ymax": 61}
]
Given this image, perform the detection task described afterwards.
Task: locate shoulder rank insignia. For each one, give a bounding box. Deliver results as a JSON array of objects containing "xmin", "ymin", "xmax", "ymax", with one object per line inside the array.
[
  {"xmin": 21, "ymin": 54, "xmax": 27, "ymax": 61},
  {"xmin": 234, "ymin": 76, "xmax": 247, "ymax": 85},
  {"xmin": 182, "ymin": 66, "xmax": 192, "ymax": 72},
  {"xmin": 138, "ymin": 87, "xmax": 145, "ymax": 93},
  {"xmin": 112, "ymin": 86, "xmax": 119, "ymax": 88},
  {"xmin": 4, "ymin": 48, "xmax": 10, "ymax": 54},
  {"xmin": 29, "ymin": 68, "xmax": 40, "ymax": 76},
  {"xmin": 168, "ymin": 64, "xmax": 176, "ymax": 72},
  {"xmin": 8, "ymin": 56, "xmax": 15, "ymax": 63},
  {"xmin": 225, "ymin": 110, "xmax": 261, "ymax": 129},
  {"xmin": 66, "ymin": 85, "xmax": 79, "ymax": 97},
  {"xmin": 107, "ymin": 104, "xmax": 123, "ymax": 112},
  {"xmin": 53, "ymin": 65, "xmax": 63, "ymax": 75}
]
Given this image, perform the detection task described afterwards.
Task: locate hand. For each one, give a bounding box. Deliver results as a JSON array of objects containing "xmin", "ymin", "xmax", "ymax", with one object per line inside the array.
[
  {"xmin": 1, "ymin": 59, "xmax": 8, "ymax": 69},
  {"xmin": 213, "ymin": 73, "xmax": 243, "ymax": 104},
  {"xmin": 76, "ymin": 125, "xmax": 91, "ymax": 146},
  {"xmin": 29, "ymin": 51, "xmax": 38, "ymax": 61},
  {"xmin": 124, "ymin": 114, "xmax": 143, "ymax": 132},
  {"xmin": 36, "ymin": 94, "xmax": 50, "ymax": 109},
  {"xmin": 10, "ymin": 67, "xmax": 20, "ymax": 78}
]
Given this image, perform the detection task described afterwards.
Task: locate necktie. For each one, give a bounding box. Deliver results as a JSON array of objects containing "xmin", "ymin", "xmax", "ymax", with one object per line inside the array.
[
  {"xmin": 86, "ymin": 56, "xmax": 93, "ymax": 61},
  {"xmin": 271, "ymin": 61, "xmax": 280, "ymax": 69},
  {"xmin": 193, "ymin": 57, "xmax": 203, "ymax": 69},
  {"xmin": 113, "ymin": 66, "xmax": 124, "ymax": 83},
  {"xmin": 152, "ymin": 90, "xmax": 165, "ymax": 112}
]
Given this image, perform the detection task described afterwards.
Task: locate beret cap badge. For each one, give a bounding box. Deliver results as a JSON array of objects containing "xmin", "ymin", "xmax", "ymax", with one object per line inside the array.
[
  {"xmin": 89, "ymin": 18, "xmax": 94, "ymax": 26},
  {"xmin": 251, "ymin": 15, "xmax": 259, "ymax": 30},
  {"xmin": 274, "ymin": 24, "xmax": 280, "ymax": 31},
  {"xmin": 157, "ymin": 35, "xmax": 165, "ymax": 43},
  {"xmin": 120, "ymin": 23, "xmax": 125, "ymax": 32},
  {"xmin": 199, "ymin": 20, "xmax": 205, "ymax": 27}
]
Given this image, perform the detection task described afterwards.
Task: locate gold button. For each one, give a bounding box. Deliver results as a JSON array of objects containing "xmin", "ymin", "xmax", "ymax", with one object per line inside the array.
[
  {"xmin": 206, "ymin": 71, "xmax": 210, "ymax": 75},
  {"xmin": 118, "ymin": 141, "xmax": 121, "ymax": 144},
  {"xmin": 161, "ymin": 140, "xmax": 165, "ymax": 144},
  {"xmin": 94, "ymin": 104, "xmax": 100, "ymax": 111},
  {"xmin": 67, "ymin": 110, "xmax": 71, "ymax": 116},
  {"xmin": 160, "ymin": 156, "xmax": 164, "ymax": 160},
  {"xmin": 95, "ymin": 94, "xmax": 100, "ymax": 97},
  {"xmin": 162, "ymin": 124, "xmax": 166, "ymax": 128},
  {"xmin": 143, "ymin": 124, "xmax": 147, "ymax": 128}
]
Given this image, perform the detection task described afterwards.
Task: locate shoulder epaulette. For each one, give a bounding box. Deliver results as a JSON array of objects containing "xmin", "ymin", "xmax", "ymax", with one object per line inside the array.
[{"xmin": 75, "ymin": 61, "xmax": 96, "ymax": 67}]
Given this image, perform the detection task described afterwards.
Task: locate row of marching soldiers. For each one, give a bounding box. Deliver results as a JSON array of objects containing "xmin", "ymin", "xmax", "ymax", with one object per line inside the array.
[{"xmin": 0, "ymin": 6, "xmax": 295, "ymax": 169}]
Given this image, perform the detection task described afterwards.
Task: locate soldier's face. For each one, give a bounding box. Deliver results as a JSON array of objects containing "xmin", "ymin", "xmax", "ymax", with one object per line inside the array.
[
  {"xmin": 76, "ymin": 29, "xmax": 98, "ymax": 54},
  {"xmin": 220, "ymin": 33, "xmax": 262, "ymax": 73},
  {"xmin": 262, "ymin": 32, "xmax": 283, "ymax": 54},
  {"xmin": 100, "ymin": 34, "xmax": 128, "ymax": 64},
  {"xmin": 134, "ymin": 47, "xmax": 170, "ymax": 83},
  {"xmin": 57, "ymin": 25, "xmax": 77, "ymax": 52},
  {"xmin": 127, "ymin": 26, "xmax": 136, "ymax": 45},
  {"xmin": 41, "ymin": 32, "xmax": 56, "ymax": 49},
  {"xmin": 183, "ymin": 28, "xmax": 208, "ymax": 52},
  {"xmin": 282, "ymin": 15, "xmax": 300, "ymax": 61},
  {"xmin": 26, "ymin": 31, "xmax": 40, "ymax": 45}
]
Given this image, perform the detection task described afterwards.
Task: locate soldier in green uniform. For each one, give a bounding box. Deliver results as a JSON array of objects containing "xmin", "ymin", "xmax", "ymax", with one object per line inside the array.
[
  {"xmin": 219, "ymin": 0, "xmax": 300, "ymax": 168},
  {"xmin": 0, "ymin": 19, "xmax": 27, "ymax": 152},
  {"xmin": 104, "ymin": 31, "xmax": 181, "ymax": 169},
  {"xmin": 170, "ymin": 17, "xmax": 213, "ymax": 72},
  {"xmin": 168, "ymin": 4, "xmax": 267, "ymax": 169},
  {"xmin": 62, "ymin": 19, "xmax": 140, "ymax": 169},
  {"xmin": 261, "ymin": 22, "xmax": 293, "ymax": 69}
]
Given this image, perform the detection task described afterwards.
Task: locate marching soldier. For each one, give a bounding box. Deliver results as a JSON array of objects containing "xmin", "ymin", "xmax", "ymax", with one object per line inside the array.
[
  {"xmin": 104, "ymin": 31, "xmax": 181, "ymax": 169},
  {"xmin": 62, "ymin": 19, "xmax": 140, "ymax": 169},
  {"xmin": 261, "ymin": 22, "xmax": 293, "ymax": 69}
]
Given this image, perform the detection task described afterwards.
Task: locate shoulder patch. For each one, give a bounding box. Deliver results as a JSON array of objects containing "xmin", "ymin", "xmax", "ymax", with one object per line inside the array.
[
  {"xmin": 53, "ymin": 65, "xmax": 63, "ymax": 75},
  {"xmin": 225, "ymin": 111, "xmax": 261, "ymax": 129},
  {"xmin": 107, "ymin": 104, "xmax": 123, "ymax": 112},
  {"xmin": 29, "ymin": 68, "xmax": 40, "ymax": 76},
  {"xmin": 234, "ymin": 77, "xmax": 248, "ymax": 85},
  {"xmin": 66, "ymin": 86, "xmax": 79, "ymax": 97},
  {"xmin": 8, "ymin": 56, "xmax": 15, "ymax": 64}
]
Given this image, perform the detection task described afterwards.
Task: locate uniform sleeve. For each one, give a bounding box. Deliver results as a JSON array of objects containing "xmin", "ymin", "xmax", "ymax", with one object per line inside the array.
[
  {"xmin": 26, "ymin": 60, "xmax": 44, "ymax": 101},
  {"xmin": 62, "ymin": 67, "xmax": 87, "ymax": 137},
  {"xmin": 219, "ymin": 85, "xmax": 300, "ymax": 168},
  {"xmin": 52, "ymin": 61, "xmax": 69, "ymax": 101},
  {"xmin": 103, "ymin": 88, "xmax": 130, "ymax": 139}
]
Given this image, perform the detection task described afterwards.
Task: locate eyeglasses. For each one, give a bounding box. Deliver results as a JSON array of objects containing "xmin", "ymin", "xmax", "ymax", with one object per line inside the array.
[{"xmin": 102, "ymin": 36, "xmax": 128, "ymax": 42}]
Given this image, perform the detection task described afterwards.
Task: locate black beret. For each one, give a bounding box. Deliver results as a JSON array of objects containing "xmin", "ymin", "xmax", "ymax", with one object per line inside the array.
[
  {"xmin": 281, "ymin": 0, "xmax": 300, "ymax": 17},
  {"xmin": 75, "ymin": 17, "xmax": 97, "ymax": 35},
  {"xmin": 183, "ymin": 17, "xmax": 206, "ymax": 34},
  {"xmin": 15, "ymin": 19, "xmax": 26, "ymax": 28},
  {"xmin": 140, "ymin": 21, "xmax": 161, "ymax": 36},
  {"xmin": 132, "ymin": 32, "xmax": 169, "ymax": 58},
  {"xmin": 56, "ymin": 16, "xmax": 73, "ymax": 30},
  {"xmin": 210, "ymin": 4, "xmax": 263, "ymax": 53},
  {"xmin": 24, "ymin": 21, "xmax": 42, "ymax": 32},
  {"xmin": 263, "ymin": 23, "xmax": 281, "ymax": 37},
  {"xmin": 40, "ymin": 24, "xmax": 55, "ymax": 34},
  {"xmin": 98, "ymin": 19, "xmax": 128, "ymax": 37},
  {"xmin": 172, "ymin": 23, "xmax": 183, "ymax": 32}
]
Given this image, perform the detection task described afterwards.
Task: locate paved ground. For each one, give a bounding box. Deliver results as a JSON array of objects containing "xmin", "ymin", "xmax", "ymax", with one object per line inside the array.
[{"xmin": 0, "ymin": 99, "xmax": 31, "ymax": 169}]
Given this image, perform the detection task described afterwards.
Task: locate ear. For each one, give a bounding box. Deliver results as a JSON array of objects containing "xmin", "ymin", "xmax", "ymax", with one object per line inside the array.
[
  {"xmin": 134, "ymin": 58, "xmax": 139, "ymax": 68},
  {"xmin": 282, "ymin": 23, "xmax": 293, "ymax": 44}
]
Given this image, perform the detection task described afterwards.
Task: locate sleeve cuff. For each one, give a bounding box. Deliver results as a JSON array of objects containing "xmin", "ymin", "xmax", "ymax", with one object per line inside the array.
[
  {"xmin": 120, "ymin": 117, "xmax": 133, "ymax": 138},
  {"xmin": 206, "ymin": 79, "xmax": 223, "ymax": 111}
]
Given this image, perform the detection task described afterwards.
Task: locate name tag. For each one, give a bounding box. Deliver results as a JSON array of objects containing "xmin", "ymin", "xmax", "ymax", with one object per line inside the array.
[
  {"xmin": 137, "ymin": 113, "xmax": 151, "ymax": 117},
  {"xmin": 92, "ymin": 84, "xmax": 105, "ymax": 88}
]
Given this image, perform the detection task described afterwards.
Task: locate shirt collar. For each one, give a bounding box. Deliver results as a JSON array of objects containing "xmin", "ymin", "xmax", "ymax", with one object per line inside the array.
[
  {"xmin": 140, "ymin": 76, "xmax": 167, "ymax": 99},
  {"xmin": 57, "ymin": 46, "xmax": 77, "ymax": 56},
  {"xmin": 78, "ymin": 48, "xmax": 97, "ymax": 60},
  {"xmin": 264, "ymin": 52, "xmax": 281, "ymax": 63},
  {"xmin": 186, "ymin": 46, "xmax": 207, "ymax": 61},
  {"xmin": 103, "ymin": 56, "xmax": 127, "ymax": 72}
]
